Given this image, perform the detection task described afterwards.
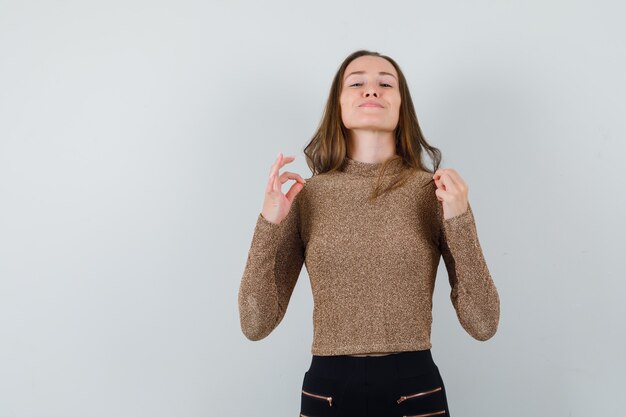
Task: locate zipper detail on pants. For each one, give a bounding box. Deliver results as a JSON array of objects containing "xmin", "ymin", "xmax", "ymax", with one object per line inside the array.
[
  {"xmin": 405, "ymin": 410, "xmax": 446, "ymax": 417},
  {"xmin": 302, "ymin": 389, "xmax": 333, "ymax": 407},
  {"xmin": 397, "ymin": 386, "xmax": 442, "ymax": 404}
]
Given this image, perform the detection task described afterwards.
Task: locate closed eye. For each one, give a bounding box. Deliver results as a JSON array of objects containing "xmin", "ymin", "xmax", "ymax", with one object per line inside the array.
[{"xmin": 349, "ymin": 83, "xmax": 393, "ymax": 87}]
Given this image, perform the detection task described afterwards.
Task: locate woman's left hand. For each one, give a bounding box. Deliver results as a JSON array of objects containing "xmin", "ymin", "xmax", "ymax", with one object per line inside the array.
[{"xmin": 433, "ymin": 168, "xmax": 469, "ymax": 220}]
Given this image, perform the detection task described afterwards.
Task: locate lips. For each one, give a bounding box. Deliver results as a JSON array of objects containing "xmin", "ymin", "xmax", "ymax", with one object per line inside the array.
[{"xmin": 359, "ymin": 101, "xmax": 383, "ymax": 108}]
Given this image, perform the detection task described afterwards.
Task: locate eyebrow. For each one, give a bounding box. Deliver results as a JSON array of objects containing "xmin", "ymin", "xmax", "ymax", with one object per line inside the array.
[{"xmin": 344, "ymin": 70, "xmax": 398, "ymax": 81}]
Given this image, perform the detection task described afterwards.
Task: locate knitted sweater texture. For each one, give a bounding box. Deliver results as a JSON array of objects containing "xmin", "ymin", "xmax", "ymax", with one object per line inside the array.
[{"xmin": 238, "ymin": 156, "xmax": 500, "ymax": 356}]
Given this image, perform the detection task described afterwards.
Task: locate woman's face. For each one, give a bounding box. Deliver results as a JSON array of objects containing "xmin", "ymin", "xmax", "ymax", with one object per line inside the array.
[{"xmin": 339, "ymin": 56, "xmax": 401, "ymax": 133}]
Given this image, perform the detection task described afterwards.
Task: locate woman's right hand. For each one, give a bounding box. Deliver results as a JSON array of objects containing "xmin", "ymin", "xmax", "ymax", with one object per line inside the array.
[{"xmin": 261, "ymin": 152, "xmax": 307, "ymax": 225}]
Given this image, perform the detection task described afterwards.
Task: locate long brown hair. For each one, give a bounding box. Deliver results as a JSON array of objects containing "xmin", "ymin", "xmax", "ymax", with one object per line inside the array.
[{"xmin": 303, "ymin": 49, "xmax": 441, "ymax": 200}]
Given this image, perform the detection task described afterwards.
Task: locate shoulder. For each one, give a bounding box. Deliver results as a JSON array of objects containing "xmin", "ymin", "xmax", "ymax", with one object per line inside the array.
[
  {"xmin": 297, "ymin": 171, "xmax": 342, "ymax": 197},
  {"xmin": 412, "ymin": 169, "xmax": 435, "ymax": 184},
  {"xmin": 291, "ymin": 173, "xmax": 319, "ymax": 207},
  {"xmin": 404, "ymin": 169, "xmax": 437, "ymax": 193},
  {"xmin": 405, "ymin": 168, "xmax": 442, "ymax": 218}
]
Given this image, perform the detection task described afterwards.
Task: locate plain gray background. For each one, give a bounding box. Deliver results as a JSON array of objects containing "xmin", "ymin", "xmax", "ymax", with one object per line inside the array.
[{"xmin": 1, "ymin": 0, "xmax": 624, "ymax": 416}]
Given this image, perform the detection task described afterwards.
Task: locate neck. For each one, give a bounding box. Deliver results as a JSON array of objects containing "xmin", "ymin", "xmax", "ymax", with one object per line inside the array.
[{"xmin": 345, "ymin": 129, "xmax": 397, "ymax": 163}]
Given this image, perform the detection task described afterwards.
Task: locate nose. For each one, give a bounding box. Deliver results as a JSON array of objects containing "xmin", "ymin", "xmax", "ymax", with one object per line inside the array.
[{"xmin": 364, "ymin": 88, "xmax": 378, "ymax": 98}]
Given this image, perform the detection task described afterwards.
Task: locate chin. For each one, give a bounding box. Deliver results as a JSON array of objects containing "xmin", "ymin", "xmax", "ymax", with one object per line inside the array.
[{"xmin": 348, "ymin": 122, "xmax": 393, "ymax": 131}]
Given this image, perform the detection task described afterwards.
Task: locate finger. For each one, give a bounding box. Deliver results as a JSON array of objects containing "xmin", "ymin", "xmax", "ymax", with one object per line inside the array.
[
  {"xmin": 285, "ymin": 181, "xmax": 304, "ymax": 203},
  {"xmin": 448, "ymin": 169, "xmax": 467, "ymax": 190},
  {"xmin": 433, "ymin": 168, "xmax": 449, "ymax": 189},
  {"xmin": 433, "ymin": 168, "xmax": 445, "ymax": 180},
  {"xmin": 433, "ymin": 167, "xmax": 460, "ymax": 180},
  {"xmin": 433, "ymin": 170, "xmax": 444, "ymax": 188},
  {"xmin": 443, "ymin": 168, "xmax": 467, "ymax": 191},
  {"xmin": 435, "ymin": 185, "xmax": 452, "ymax": 201},
  {"xmin": 269, "ymin": 153, "xmax": 281, "ymax": 193},
  {"xmin": 270, "ymin": 153, "xmax": 287, "ymax": 193},
  {"xmin": 434, "ymin": 187, "xmax": 450, "ymax": 203},
  {"xmin": 269, "ymin": 153, "xmax": 295, "ymax": 175},
  {"xmin": 273, "ymin": 167, "xmax": 281, "ymax": 194},
  {"xmin": 433, "ymin": 168, "xmax": 449, "ymax": 184},
  {"xmin": 435, "ymin": 168, "xmax": 465, "ymax": 194},
  {"xmin": 268, "ymin": 152, "xmax": 281, "ymax": 179},
  {"xmin": 267, "ymin": 153, "xmax": 298, "ymax": 195},
  {"xmin": 439, "ymin": 171, "xmax": 460, "ymax": 195},
  {"xmin": 265, "ymin": 172, "xmax": 275, "ymax": 194},
  {"xmin": 279, "ymin": 171, "xmax": 306, "ymax": 184},
  {"xmin": 265, "ymin": 172, "xmax": 281, "ymax": 195}
]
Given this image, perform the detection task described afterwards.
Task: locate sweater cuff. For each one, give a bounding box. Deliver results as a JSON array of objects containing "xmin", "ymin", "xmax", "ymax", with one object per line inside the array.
[
  {"xmin": 441, "ymin": 204, "xmax": 477, "ymax": 246},
  {"xmin": 255, "ymin": 212, "xmax": 284, "ymax": 234},
  {"xmin": 443, "ymin": 203, "xmax": 473, "ymax": 227},
  {"xmin": 257, "ymin": 213, "xmax": 280, "ymax": 228}
]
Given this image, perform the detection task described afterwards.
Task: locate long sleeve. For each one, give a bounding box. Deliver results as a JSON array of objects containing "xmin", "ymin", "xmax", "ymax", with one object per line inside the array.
[
  {"xmin": 237, "ymin": 194, "xmax": 305, "ymax": 341},
  {"xmin": 438, "ymin": 201, "xmax": 500, "ymax": 341}
]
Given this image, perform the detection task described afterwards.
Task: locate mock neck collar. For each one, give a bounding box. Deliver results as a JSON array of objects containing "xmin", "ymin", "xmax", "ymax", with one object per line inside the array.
[{"xmin": 340, "ymin": 156, "xmax": 406, "ymax": 177}]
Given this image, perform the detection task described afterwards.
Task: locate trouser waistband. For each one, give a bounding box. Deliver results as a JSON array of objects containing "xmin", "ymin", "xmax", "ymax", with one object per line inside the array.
[{"xmin": 307, "ymin": 349, "xmax": 438, "ymax": 383}]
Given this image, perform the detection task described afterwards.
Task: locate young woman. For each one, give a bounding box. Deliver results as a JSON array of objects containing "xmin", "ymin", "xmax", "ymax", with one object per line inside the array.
[{"xmin": 238, "ymin": 49, "xmax": 501, "ymax": 417}]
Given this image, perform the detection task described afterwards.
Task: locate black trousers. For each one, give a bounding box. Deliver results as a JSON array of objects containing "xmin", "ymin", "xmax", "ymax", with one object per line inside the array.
[{"xmin": 300, "ymin": 349, "xmax": 451, "ymax": 417}]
